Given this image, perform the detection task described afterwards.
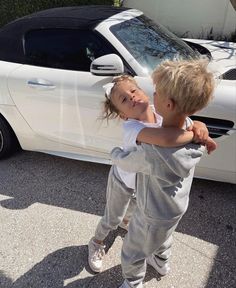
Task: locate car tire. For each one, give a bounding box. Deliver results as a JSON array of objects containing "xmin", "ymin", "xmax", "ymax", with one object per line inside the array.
[{"xmin": 0, "ymin": 116, "xmax": 20, "ymax": 159}]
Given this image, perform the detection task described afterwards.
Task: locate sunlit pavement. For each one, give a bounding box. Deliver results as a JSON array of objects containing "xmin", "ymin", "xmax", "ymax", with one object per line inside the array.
[{"xmin": 0, "ymin": 151, "xmax": 235, "ymax": 288}]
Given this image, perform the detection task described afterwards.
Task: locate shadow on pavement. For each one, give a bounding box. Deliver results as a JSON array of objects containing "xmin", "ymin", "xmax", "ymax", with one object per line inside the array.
[
  {"xmin": 0, "ymin": 243, "xmax": 158, "ymax": 288},
  {"xmin": 0, "ymin": 151, "xmax": 235, "ymax": 287},
  {"xmin": 0, "ymin": 151, "xmax": 109, "ymax": 216},
  {"xmin": 176, "ymin": 179, "xmax": 236, "ymax": 288},
  {"xmin": 0, "ymin": 270, "xmax": 13, "ymax": 288}
]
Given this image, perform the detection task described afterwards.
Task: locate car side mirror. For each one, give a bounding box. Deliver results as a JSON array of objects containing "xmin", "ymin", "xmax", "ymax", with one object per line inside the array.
[{"xmin": 90, "ymin": 54, "xmax": 124, "ymax": 76}]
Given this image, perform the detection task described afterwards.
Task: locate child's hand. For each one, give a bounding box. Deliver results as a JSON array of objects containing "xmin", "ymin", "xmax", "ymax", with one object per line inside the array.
[
  {"xmin": 188, "ymin": 121, "xmax": 217, "ymax": 154},
  {"xmin": 205, "ymin": 137, "xmax": 217, "ymax": 154},
  {"xmin": 188, "ymin": 120, "xmax": 209, "ymax": 143}
]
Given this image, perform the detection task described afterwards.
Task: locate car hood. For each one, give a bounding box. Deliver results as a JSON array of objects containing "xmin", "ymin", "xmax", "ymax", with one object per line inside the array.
[{"xmin": 184, "ymin": 38, "xmax": 236, "ymax": 76}]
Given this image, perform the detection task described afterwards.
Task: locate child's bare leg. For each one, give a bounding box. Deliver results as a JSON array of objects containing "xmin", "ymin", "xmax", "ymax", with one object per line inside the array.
[
  {"xmin": 93, "ymin": 238, "xmax": 104, "ymax": 245},
  {"xmin": 120, "ymin": 195, "xmax": 136, "ymax": 230}
]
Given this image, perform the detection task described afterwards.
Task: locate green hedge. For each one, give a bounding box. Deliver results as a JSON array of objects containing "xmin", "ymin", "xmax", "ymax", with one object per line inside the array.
[{"xmin": 0, "ymin": 0, "xmax": 114, "ymax": 27}]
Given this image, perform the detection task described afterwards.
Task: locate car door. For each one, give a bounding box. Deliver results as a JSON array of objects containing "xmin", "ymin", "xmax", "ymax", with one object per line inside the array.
[{"xmin": 8, "ymin": 28, "xmax": 123, "ymax": 155}]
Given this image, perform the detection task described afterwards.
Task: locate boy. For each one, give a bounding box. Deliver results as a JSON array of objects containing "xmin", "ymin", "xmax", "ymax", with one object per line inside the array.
[{"xmin": 111, "ymin": 59, "xmax": 216, "ymax": 288}]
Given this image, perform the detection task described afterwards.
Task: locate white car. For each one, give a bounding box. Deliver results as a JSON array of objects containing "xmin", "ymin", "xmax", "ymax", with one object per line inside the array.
[{"xmin": 0, "ymin": 6, "xmax": 235, "ymax": 183}]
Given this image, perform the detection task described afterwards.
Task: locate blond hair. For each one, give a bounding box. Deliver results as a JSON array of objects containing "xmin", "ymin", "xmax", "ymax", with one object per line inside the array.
[
  {"xmin": 102, "ymin": 75, "xmax": 138, "ymax": 120},
  {"xmin": 152, "ymin": 59, "xmax": 215, "ymax": 115}
]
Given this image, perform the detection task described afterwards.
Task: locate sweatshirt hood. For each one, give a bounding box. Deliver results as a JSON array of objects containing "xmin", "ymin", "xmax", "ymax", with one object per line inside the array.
[{"xmin": 149, "ymin": 143, "xmax": 206, "ymax": 179}]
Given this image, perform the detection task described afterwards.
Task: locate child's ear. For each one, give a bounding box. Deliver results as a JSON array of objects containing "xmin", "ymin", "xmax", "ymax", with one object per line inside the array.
[{"xmin": 167, "ymin": 98, "xmax": 175, "ymax": 111}]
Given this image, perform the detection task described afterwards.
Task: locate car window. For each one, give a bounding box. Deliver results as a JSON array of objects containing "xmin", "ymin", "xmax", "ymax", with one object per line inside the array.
[
  {"xmin": 24, "ymin": 29, "xmax": 116, "ymax": 71},
  {"xmin": 110, "ymin": 15, "xmax": 198, "ymax": 74}
]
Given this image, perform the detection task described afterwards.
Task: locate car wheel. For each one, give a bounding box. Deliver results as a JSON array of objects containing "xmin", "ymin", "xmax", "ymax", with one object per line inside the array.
[{"xmin": 0, "ymin": 116, "xmax": 19, "ymax": 159}]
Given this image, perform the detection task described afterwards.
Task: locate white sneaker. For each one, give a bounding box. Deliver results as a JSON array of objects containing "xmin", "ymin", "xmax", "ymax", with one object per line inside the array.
[
  {"xmin": 146, "ymin": 255, "xmax": 170, "ymax": 276},
  {"xmin": 88, "ymin": 238, "xmax": 105, "ymax": 273}
]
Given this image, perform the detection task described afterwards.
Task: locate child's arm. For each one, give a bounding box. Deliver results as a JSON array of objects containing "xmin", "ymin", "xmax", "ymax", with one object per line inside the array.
[
  {"xmin": 136, "ymin": 120, "xmax": 217, "ymax": 150},
  {"xmin": 111, "ymin": 143, "xmax": 205, "ymax": 176},
  {"xmin": 137, "ymin": 127, "xmax": 194, "ymax": 147}
]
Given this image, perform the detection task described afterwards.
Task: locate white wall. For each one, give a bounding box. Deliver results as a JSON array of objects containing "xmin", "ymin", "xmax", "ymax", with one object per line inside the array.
[{"xmin": 123, "ymin": 0, "xmax": 236, "ymax": 39}]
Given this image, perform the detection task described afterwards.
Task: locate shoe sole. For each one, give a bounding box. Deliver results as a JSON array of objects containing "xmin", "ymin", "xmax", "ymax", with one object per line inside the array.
[{"xmin": 88, "ymin": 264, "xmax": 102, "ymax": 273}]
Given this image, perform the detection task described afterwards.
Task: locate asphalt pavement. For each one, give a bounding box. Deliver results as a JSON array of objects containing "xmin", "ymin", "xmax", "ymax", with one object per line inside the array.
[{"xmin": 0, "ymin": 151, "xmax": 235, "ymax": 288}]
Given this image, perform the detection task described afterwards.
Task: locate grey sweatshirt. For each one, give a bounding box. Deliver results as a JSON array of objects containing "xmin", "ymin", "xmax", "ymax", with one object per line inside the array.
[{"xmin": 111, "ymin": 143, "xmax": 205, "ymax": 222}]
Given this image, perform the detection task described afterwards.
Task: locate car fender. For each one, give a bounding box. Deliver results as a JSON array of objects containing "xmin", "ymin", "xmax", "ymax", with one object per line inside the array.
[
  {"xmin": 0, "ymin": 105, "xmax": 36, "ymax": 149},
  {"xmin": 183, "ymin": 38, "xmax": 236, "ymax": 74}
]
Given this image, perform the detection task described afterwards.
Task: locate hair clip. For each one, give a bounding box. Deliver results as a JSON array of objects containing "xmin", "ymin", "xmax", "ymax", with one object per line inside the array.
[{"xmin": 103, "ymin": 82, "xmax": 115, "ymax": 98}]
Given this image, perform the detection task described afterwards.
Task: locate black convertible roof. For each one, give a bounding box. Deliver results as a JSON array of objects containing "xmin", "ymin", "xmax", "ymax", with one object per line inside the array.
[
  {"xmin": 29, "ymin": 5, "xmax": 128, "ymax": 21},
  {"xmin": 13, "ymin": 5, "xmax": 128, "ymax": 28},
  {"xmin": 0, "ymin": 5, "xmax": 129, "ymax": 63}
]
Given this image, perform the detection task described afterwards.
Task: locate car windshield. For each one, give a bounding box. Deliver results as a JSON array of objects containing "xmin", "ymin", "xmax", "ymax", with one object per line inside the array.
[{"xmin": 110, "ymin": 15, "xmax": 198, "ymax": 74}]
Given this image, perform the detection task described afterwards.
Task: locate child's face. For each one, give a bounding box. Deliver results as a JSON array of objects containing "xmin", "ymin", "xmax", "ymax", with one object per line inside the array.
[{"xmin": 111, "ymin": 80, "xmax": 149, "ymax": 120}]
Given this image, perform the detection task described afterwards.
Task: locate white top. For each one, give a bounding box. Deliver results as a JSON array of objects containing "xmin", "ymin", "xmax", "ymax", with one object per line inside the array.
[{"xmin": 117, "ymin": 106, "xmax": 163, "ymax": 189}]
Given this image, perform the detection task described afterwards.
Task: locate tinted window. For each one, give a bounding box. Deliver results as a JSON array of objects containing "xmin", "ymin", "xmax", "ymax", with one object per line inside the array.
[
  {"xmin": 24, "ymin": 29, "xmax": 115, "ymax": 71},
  {"xmin": 110, "ymin": 15, "xmax": 198, "ymax": 73}
]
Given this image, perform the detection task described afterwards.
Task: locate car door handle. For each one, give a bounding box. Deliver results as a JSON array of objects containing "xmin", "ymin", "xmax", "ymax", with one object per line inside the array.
[{"xmin": 27, "ymin": 79, "xmax": 56, "ymax": 90}]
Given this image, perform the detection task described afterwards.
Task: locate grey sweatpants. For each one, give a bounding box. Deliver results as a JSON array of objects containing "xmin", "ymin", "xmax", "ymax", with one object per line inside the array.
[
  {"xmin": 121, "ymin": 209, "xmax": 180, "ymax": 287},
  {"xmin": 94, "ymin": 165, "xmax": 136, "ymax": 241}
]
